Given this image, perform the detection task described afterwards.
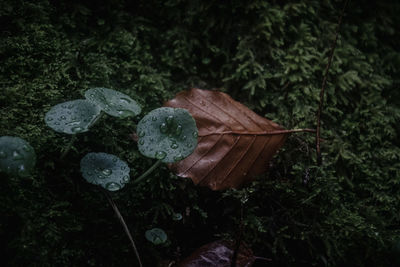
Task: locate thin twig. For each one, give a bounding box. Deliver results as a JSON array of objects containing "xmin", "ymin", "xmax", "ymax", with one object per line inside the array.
[
  {"xmin": 316, "ymin": 0, "xmax": 349, "ymax": 165},
  {"xmin": 102, "ymin": 189, "xmax": 143, "ymax": 267}
]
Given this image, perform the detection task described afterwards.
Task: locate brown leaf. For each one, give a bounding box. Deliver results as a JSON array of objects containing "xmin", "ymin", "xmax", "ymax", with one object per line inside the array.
[
  {"xmin": 178, "ymin": 240, "xmax": 255, "ymax": 267},
  {"xmin": 165, "ymin": 88, "xmax": 288, "ymax": 190}
]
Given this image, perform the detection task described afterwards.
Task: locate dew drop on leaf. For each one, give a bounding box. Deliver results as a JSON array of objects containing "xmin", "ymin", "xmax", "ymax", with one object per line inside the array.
[
  {"xmin": 160, "ymin": 123, "xmax": 168, "ymax": 133},
  {"xmin": 71, "ymin": 126, "xmax": 84, "ymax": 133},
  {"xmin": 171, "ymin": 143, "xmax": 178, "ymax": 149},
  {"xmin": 119, "ymin": 97, "xmax": 131, "ymax": 104},
  {"xmin": 151, "ymin": 116, "xmax": 157, "ymax": 121},
  {"xmin": 122, "ymin": 175, "xmax": 130, "ymax": 183},
  {"xmin": 192, "ymin": 131, "xmax": 198, "ymax": 138},
  {"xmin": 166, "ymin": 115, "xmax": 174, "ymax": 125},
  {"xmin": 22, "ymin": 145, "xmax": 31, "ymax": 152},
  {"xmin": 139, "ymin": 139, "xmax": 145, "ymax": 145},
  {"xmin": 138, "ymin": 131, "xmax": 145, "ymax": 137},
  {"xmin": 12, "ymin": 151, "xmax": 23, "ymax": 160},
  {"xmin": 102, "ymin": 169, "xmax": 112, "ymax": 176},
  {"xmin": 106, "ymin": 182, "xmax": 121, "ymax": 191},
  {"xmin": 173, "ymin": 154, "xmax": 183, "ymax": 162},
  {"xmin": 155, "ymin": 151, "xmax": 167, "ymax": 160},
  {"xmin": 175, "ymin": 125, "xmax": 182, "ymax": 136}
]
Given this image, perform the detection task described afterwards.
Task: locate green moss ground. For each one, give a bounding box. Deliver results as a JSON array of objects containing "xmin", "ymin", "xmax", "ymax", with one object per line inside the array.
[{"xmin": 1, "ymin": 0, "xmax": 400, "ymax": 266}]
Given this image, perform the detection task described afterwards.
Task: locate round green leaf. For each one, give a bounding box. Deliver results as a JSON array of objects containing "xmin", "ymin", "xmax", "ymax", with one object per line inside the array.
[
  {"xmin": 45, "ymin": 99, "xmax": 101, "ymax": 134},
  {"xmin": 145, "ymin": 228, "xmax": 167, "ymax": 245},
  {"xmin": 80, "ymin": 152, "xmax": 130, "ymax": 191},
  {"xmin": 0, "ymin": 136, "xmax": 36, "ymax": 177},
  {"xmin": 137, "ymin": 107, "xmax": 198, "ymax": 163},
  {"xmin": 85, "ymin": 87, "xmax": 141, "ymax": 118}
]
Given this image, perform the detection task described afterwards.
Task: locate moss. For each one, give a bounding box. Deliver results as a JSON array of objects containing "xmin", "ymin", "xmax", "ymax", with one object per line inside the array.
[{"xmin": 1, "ymin": 0, "xmax": 400, "ymax": 266}]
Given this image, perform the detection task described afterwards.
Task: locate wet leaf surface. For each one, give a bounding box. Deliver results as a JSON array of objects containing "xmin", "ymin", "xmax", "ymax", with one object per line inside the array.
[
  {"xmin": 136, "ymin": 107, "xmax": 198, "ymax": 163},
  {"xmin": 165, "ymin": 88, "xmax": 288, "ymax": 190},
  {"xmin": 80, "ymin": 152, "xmax": 130, "ymax": 191},
  {"xmin": 145, "ymin": 228, "xmax": 168, "ymax": 245},
  {"xmin": 45, "ymin": 99, "xmax": 101, "ymax": 134},
  {"xmin": 85, "ymin": 87, "xmax": 141, "ymax": 118}
]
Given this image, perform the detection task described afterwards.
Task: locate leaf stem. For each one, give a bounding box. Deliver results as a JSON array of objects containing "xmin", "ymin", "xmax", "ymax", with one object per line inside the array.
[
  {"xmin": 132, "ymin": 160, "xmax": 162, "ymax": 185},
  {"xmin": 199, "ymin": 128, "xmax": 316, "ymax": 137},
  {"xmin": 60, "ymin": 135, "xmax": 77, "ymax": 160},
  {"xmin": 102, "ymin": 189, "xmax": 143, "ymax": 267}
]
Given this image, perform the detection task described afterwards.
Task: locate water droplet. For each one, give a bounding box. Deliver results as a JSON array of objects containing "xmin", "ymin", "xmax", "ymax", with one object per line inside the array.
[
  {"xmin": 139, "ymin": 139, "xmax": 145, "ymax": 145},
  {"xmin": 106, "ymin": 182, "xmax": 121, "ymax": 191},
  {"xmin": 173, "ymin": 154, "xmax": 183, "ymax": 162},
  {"xmin": 175, "ymin": 125, "xmax": 182, "ymax": 136},
  {"xmin": 122, "ymin": 175, "xmax": 130, "ymax": 183},
  {"xmin": 155, "ymin": 151, "xmax": 166, "ymax": 160},
  {"xmin": 150, "ymin": 138, "xmax": 154, "ymax": 142},
  {"xmin": 182, "ymin": 135, "xmax": 187, "ymax": 141},
  {"xmin": 72, "ymin": 126, "xmax": 84, "ymax": 133},
  {"xmin": 151, "ymin": 116, "xmax": 157, "ymax": 121},
  {"xmin": 67, "ymin": 120, "xmax": 80, "ymax": 126},
  {"xmin": 55, "ymin": 122, "xmax": 60, "ymax": 125},
  {"xmin": 22, "ymin": 145, "xmax": 31, "ymax": 152},
  {"xmin": 61, "ymin": 116, "xmax": 66, "ymax": 120},
  {"xmin": 166, "ymin": 115, "xmax": 174, "ymax": 125},
  {"xmin": 117, "ymin": 110, "xmax": 135, "ymax": 117},
  {"xmin": 192, "ymin": 131, "xmax": 198, "ymax": 138},
  {"xmin": 61, "ymin": 104, "xmax": 67, "ymax": 108},
  {"xmin": 47, "ymin": 117, "xmax": 53, "ymax": 121},
  {"xmin": 12, "ymin": 151, "xmax": 23, "ymax": 160},
  {"xmin": 171, "ymin": 143, "xmax": 178, "ymax": 149},
  {"xmin": 0, "ymin": 151, "xmax": 6, "ymax": 158},
  {"xmin": 173, "ymin": 213, "xmax": 182, "ymax": 221},
  {"xmin": 90, "ymin": 93, "xmax": 95, "ymax": 98},
  {"xmin": 102, "ymin": 169, "xmax": 112, "ymax": 176},
  {"xmin": 119, "ymin": 97, "xmax": 131, "ymax": 104},
  {"xmin": 18, "ymin": 164, "xmax": 27, "ymax": 175},
  {"xmin": 138, "ymin": 131, "xmax": 145, "ymax": 137},
  {"xmin": 186, "ymin": 143, "xmax": 193, "ymax": 148},
  {"xmin": 112, "ymin": 157, "xmax": 118, "ymax": 162},
  {"xmin": 160, "ymin": 123, "xmax": 168, "ymax": 133}
]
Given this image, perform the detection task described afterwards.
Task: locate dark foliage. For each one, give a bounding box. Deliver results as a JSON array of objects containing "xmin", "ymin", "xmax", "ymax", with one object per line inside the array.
[{"xmin": 1, "ymin": 0, "xmax": 399, "ymax": 266}]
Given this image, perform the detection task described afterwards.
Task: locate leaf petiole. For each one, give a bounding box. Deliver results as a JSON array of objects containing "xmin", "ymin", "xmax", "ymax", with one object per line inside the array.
[
  {"xmin": 60, "ymin": 135, "xmax": 77, "ymax": 160},
  {"xmin": 132, "ymin": 159, "xmax": 162, "ymax": 185}
]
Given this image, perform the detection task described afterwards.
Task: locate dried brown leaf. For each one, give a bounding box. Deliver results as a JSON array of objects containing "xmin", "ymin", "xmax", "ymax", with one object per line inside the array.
[{"xmin": 165, "ymin": 88, "xmax": 288, "ymax": 190}]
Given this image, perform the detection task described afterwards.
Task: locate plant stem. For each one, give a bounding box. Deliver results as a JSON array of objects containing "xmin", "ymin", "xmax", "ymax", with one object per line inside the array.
[
  {"xmin": 316, "ymin": 0, "xmax": 349, "ymax": 165},
  {"xmin": 102, "ymin": 189, "xmax": 143, "ymax": 267},
  {"xmin": 132, "ymin": 160, "xmax": 162, "ymax": 185},
  {"xmin": 60, "ymin": 135, "xmax": 77, "ymax": 160},
  {"xmin": 199, "ymin": 128, "xmax": 316, "ymax": 137}
]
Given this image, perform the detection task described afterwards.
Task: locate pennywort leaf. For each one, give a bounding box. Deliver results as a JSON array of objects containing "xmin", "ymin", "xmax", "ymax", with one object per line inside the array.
[
  {"xmin": 80, "ymin": 152, "xmax": 130, "ymax": 191},
  {"xmin": 0, "ymin": 136, "xmax": 36, "ymax": 177},
  {"xmin": 85, "ymin": 87, "xmax": 141, "ymax": 118},
  {"xmin": 136, "ymin": 107, "xmax": 198, "ymax": 163},
  {"xmin": 45, "ymin": 99, "xmax": 101, "ymax": 134},
  {"xmin": 145, "ymin": 228, "xmax": 167, "ymax": 245}
]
